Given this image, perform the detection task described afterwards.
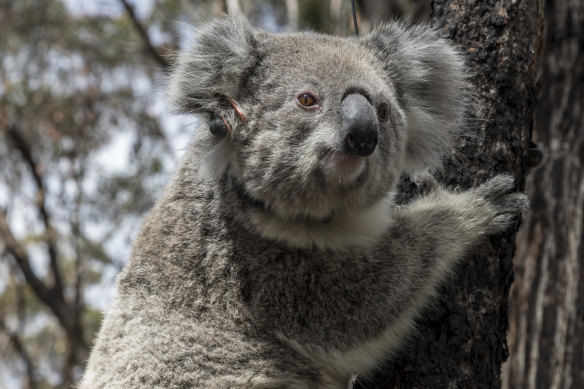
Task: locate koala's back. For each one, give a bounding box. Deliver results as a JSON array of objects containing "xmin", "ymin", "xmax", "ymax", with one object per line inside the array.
[
  {"xmin": 79, "ymin": 155, "xmax": 319, "ymax": 388},
  {"xmin": 81, "ymin": 294, "xmax": 314, "ymax": 388}
]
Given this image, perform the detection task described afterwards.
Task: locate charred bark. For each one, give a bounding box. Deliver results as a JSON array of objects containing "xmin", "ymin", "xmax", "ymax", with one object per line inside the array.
[
  {"xmin": 357, "ymin": 1, "xmax": 544, "ymax": 388},
  {"xmin": 502, "ymin": 0, "xmax": 584, "ymax": 388}
]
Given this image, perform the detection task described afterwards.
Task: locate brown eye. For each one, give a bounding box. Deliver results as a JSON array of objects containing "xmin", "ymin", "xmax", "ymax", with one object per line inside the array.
[
  {"xmin": 297, "ymin": 93, "xmax": 317, "ymax": 107},
  {"xmin": 377, "ymin": 103, "xmax": 390, "ymax": 122}
]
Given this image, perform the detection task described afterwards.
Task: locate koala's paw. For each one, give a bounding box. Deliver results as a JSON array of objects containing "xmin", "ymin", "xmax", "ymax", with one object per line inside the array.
[
  {"xmin": 470, "ymin": 174, "xmax": 529, "ymax": 234},
  {"xmin": 412, "ymin": 173, "xmax": 440, "ymax": 195}
]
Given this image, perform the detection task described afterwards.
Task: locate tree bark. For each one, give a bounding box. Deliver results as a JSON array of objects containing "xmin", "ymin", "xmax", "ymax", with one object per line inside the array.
[
  {"xmin": 502, "ymin": 1, "xmax": 584, "ymax": 388},
  {"xmin": 357, "ymin": 1, "xmax": 544, "ymax": 388}
]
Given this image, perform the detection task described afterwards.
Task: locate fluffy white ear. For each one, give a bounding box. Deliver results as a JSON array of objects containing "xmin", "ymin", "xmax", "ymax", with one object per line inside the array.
[
  {"xmin": 363, "ymin": 22, "xmax": 469, "ymax": 172},
  {"xmin": 167, "ymin": 14, "xmax": 257, "ymax": 115}
]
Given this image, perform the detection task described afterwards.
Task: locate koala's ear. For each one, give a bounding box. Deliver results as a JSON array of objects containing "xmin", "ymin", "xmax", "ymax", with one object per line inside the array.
[
  {"xmin": 363, "ymin": 23, "xmax": 468, "ymax": 172},
  {"xmin": 168, "ymin": 14, "xmax": 257, "ymax": 114}
]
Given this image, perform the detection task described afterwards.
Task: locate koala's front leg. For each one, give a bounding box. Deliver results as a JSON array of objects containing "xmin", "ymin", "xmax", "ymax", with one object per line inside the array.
[
  {"xmin": 391, "ymin": 174, "xmax": 527, "ymax": 278},
  {"xmin": 378, "ymin": 175, "xmax": 528, "ymax": 351}
]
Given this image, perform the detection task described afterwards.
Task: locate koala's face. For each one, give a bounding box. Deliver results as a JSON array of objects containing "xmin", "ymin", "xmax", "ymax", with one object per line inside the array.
[
  {"xmin": 230, "ymin": 35, "xmax": 406, "ymax": 220},
  {"xmin": 169, "ymin": 16, "xmax": 466, "ymax": 221}
]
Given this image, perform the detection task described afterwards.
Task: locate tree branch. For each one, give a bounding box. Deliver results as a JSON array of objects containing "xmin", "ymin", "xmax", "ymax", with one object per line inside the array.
[
  {"xmin": 71, "ymin": 221, "xmax": 85, "ymax": 312},
  {"xmin": 2, "ymin": 125, "xmax": 90, "ymax": 382},
  {"xmin": 0, "ymin": 210, "xmax": 75, "ymax": 341},
  {"xmin": 5, "ymin": 124, "xmax": 64, "ymax": 299},
  {"xmin": 118, "ymin": 0, "xmax": 170, "ymax": 69},
  {"xmin": 0, "ymin": 321, "xmax": 36, "ymax": 389},
  {"xmin": 0, "ymin": 210, "xmax": 53, "ymax": 312}
]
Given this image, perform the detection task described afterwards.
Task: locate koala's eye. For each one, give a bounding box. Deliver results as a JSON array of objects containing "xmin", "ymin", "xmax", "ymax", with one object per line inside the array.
[
  {"xmin": 297, "ymin": 93, "xmax": 317, "ymax": 108},
  {"xmin": 377, "ymin": 103, "xmax": 390, "ymax": 122}
]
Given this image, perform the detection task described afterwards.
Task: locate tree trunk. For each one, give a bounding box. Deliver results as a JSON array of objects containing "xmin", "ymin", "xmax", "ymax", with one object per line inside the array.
[
  {"xmin": 356, "ymin": 1, "xmax": 544, "ymax": 388},
  {"xmin": 502, "ymin": 0, "xmax": 584, "ymax": 388}
]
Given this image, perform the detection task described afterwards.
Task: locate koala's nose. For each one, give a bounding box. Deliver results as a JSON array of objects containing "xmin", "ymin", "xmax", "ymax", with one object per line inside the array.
[{"xmin": 341, "ymin": 93, "xmax": 378, "ymax": 157}]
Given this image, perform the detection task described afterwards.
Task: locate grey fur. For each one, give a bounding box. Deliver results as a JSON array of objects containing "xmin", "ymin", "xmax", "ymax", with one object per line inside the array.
[
  {"xmin": 362, "ymin": 23, "xmax": 468, "ymax": 171},
  {"xmin": 80, "ymin": 15, "xmax": 527, "ymax": 389}
]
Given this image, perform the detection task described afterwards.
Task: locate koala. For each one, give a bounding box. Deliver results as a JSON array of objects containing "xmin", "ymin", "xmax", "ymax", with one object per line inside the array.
[{"xmin": 80, "ymin": 14, "xmax": 528, "ymax": 389}]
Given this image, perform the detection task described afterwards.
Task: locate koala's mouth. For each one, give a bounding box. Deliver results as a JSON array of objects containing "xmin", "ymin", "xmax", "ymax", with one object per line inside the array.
[{"xmin": 323, "ymin": 151, "xmax": 366, "ymax": 184}]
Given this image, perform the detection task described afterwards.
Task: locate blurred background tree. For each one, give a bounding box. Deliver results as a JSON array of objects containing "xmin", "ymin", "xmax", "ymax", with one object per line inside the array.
[
  {"xmin": 0, "ymin": 0, "xmax": 182, "ymax": 387},
  {"xmin": 1, "ymin": 1, "xmax": 581, "ymax": 389},
  {"xmin": 502, "ymin": 1, "xmax": 584, "ymax": 388}
]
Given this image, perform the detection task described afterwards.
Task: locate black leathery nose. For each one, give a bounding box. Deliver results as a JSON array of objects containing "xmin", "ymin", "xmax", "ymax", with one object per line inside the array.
[{"xmin": 341, "ymin": 93, "xmax": 378, "ymax": 157}]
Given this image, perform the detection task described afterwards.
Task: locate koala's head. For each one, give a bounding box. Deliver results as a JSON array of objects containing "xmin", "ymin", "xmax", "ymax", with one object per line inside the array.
[{"xmin": 168, "ymin": 15, "xmax": 466, "ymax": 222}]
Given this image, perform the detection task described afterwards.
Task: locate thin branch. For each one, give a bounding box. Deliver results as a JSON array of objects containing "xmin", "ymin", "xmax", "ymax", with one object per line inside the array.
[
  {"xmin": 0, "ymin": 210, "xmax": 71, "ymax": 333},
  {"xmin": 0, "ymin": 322, "xmax": 36, "ymax": 389},
  {"xmin": 0, "ymin": 210, "xmax": 52, "ymax": 310},
  {"xmin": 118, "ymin": 0, "xmax": 170, "ymax": 69},
  {"xmin": 5, "ymin": 124, "xmax": 64, "ymax": 299},
  {"xmin": 71, "ymin": 221, "xmax": 85, "ymax": 312},
  {"xmin": 5, "ymin": 125, "xmax": 42, "ymax": 190},
  {"xmin": 226, "ymin": 0, "xmax": 242, "ymax": 14},
  {"xmin": 285, "ymin": 0, "xmax": 299, "ymax": 31}
]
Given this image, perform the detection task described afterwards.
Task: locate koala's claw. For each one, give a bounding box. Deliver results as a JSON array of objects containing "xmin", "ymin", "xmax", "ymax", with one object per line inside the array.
[
  {"xmin": 413, "ymin": 173, "xmax": 440, "ymax": 192},
  {"xmin": 493, "ymin": 192, "xmax": 530, "ymax": 214},
  {"xmin": 470, "ymin": 174, "xmax": 528, "ymax": 234},
  {"xmin": 473, "ymin": 174, "xmax": 517, "ymax": 201}
]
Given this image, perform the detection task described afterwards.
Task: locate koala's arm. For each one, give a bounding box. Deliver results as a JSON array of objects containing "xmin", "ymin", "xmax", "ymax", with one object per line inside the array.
[
  {"xmin": 378, "ymin": 174, "xmax": 528, "ymax": 331},
  {"xmin": 386, "ymin": 175, "xmax": 528, "ymax": 292}
]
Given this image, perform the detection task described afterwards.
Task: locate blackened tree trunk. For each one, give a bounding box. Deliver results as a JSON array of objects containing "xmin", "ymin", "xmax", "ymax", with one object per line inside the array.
[
  {"xmin": 502, "ymin": 1, "xmax": 584, "ymax": 388},
  {"xmin": 357, "ymin": 1, "xmax": 544, "ymax": 388}
]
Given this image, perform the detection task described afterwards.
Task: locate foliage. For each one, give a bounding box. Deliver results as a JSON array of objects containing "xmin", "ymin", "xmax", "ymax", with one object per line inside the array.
[{"xmin": 0, "ymin": 0, "xmax": 183, "ymax": 386}]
